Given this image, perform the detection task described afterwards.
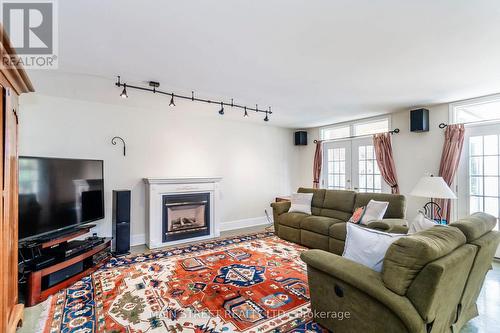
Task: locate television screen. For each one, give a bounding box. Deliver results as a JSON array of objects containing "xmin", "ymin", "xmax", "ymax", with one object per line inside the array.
[{"xmin": 18, "ymin": 157, "xmax": 104, "ymax": 241}]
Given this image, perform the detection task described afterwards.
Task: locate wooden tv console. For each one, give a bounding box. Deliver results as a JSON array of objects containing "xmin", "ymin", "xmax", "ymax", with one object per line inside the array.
[{"xmin": 26, "ymin": 227, "xmax": 111, "ymax": 306}]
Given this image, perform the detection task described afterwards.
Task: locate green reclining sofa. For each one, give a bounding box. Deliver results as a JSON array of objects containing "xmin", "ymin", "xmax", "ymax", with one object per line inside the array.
[
  {"xmin": 300, "ymin": 212, "xmax": 499, "ymax": 333},
  {"xmin": 271, "ymin": 187, "xmax": 407, "ymax": 254}
]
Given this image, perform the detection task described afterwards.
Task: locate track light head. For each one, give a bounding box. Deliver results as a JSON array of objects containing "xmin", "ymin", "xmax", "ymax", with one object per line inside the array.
[
  {"xmin": 219, "ymin": 102, "xmax": 224, "ymax": 115},
  {"xmin": 120, "ymin": 84, "xmax": 128, "ymax": 99},
  {"xmin": 264, "ymin": 111, "xmax": 269, "ymax": 122},
  {"xmin": 169, "ymin": 93, "xmax": 175, "ymax": 107},
  {"xmin": 244, "ymin": 107, "xmax": 249, "ymax": 118}
]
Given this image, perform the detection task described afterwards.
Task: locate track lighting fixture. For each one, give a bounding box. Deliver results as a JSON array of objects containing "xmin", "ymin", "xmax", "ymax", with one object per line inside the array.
[
  {"xmin": 115, "ymin": 76, "xmax": 273, "ymax": 121},
  {"xmin": 264, "ymin": 106, "xmax": 271, "ymax": 122},
  {"xmin": 120, "ymin": 83, "xmax": 128, "ymax": 99}
]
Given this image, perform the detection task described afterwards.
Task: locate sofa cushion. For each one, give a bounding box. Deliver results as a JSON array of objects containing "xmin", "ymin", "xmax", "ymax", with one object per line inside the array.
[
  {"xmin": 279, "ymin": 212, "xmax": 309, "ymax": 228},
  {"xmin": 329, "ymin": 222, "xmax": 347, "ymax": 240},
  {"xmin": 450, "ymin": 212, "xmax": 497, "ymax": 242},
  {"xmin": 318, "ymin": 189, "xmax": 356, "ymax": 221},
  {"xmin": 322, "ymin": 189, "xmax": 356, "ymax": 213},
  {"xmin": 301, "ymin": 216, "xmax": 343, "ymax": 236},
  {"xmin": 298, "ymin": 187, "xmax": 325, "ymax": 216},
  {"xmin": 343, "ymin": 223, "xmax": 405, "ymax": 272},
  {"xmin": 289, "ymin": 193, "xmax": 313, "ymax": 214},
  {"xmin": 382, "ymin": 225, "xmax": 466, "ymax": 295},
  {"xmin": 354, "ymin": 192, "xmax": 406, "ymax": 219}
]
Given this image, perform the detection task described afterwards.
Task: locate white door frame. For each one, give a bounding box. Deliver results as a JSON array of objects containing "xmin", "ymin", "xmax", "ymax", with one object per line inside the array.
[
  {"xmin": 321, "ymin": 137, "xmax": 388, "ymax": 193},
  {"xmin": 457, "ymin": 122, "xmax": 500, "ymax": 258}
]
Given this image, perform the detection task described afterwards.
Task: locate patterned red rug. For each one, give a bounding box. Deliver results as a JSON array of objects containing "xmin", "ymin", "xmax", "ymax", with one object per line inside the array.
[{"xmin": 40, "ymin": 232, "xmax": 328, "ymax": 332}]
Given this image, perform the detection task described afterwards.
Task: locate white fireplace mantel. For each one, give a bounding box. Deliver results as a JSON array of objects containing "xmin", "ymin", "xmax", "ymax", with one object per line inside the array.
[{"xmin": 143, "ymin": 177, "xmax": 222, "ymax": 249}]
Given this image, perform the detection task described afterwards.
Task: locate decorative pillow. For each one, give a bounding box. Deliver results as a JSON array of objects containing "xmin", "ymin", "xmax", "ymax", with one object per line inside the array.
[
  {"xmin": 360, "ymin": 200, "xmax": 389, "ymax": 225},
  {"xmin": 343, "ymin": 223, "xmax": 405, "ymax": 272},
  {"xmin": 408, "ymin": 210, "xmax": 437, "ymax": 234},
  {"xmin": 288, "ymin": 193, "xmax": 313, "ymax": 214},
  {"xmin": 348, "ymin": 206, "xmax": 366, "ymax": 224}
]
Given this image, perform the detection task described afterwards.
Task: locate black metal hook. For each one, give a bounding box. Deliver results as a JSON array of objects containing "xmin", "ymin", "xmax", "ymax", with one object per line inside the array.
[
  {"xmin": 111, "ymin": 136, "xmax": 126, "ymax": 156},
  {"xmin": 439, "ymin": 123, "xmax": 448, "ymax": 129}
]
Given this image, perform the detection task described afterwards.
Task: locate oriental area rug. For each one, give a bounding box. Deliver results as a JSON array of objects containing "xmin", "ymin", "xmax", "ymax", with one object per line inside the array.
[{"xmin": 40, "ymin": 232, "xmax": 328, "ymax": 333}]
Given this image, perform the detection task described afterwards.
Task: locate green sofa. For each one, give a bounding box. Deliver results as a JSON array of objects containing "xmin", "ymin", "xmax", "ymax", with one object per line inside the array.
[
  {"xmin": 301, "ymin": 212, "xmax": 499, "ymax": 333},
  {"xmin": 271, "ymin": 187, "xmax": 407, "ymax": 254}
]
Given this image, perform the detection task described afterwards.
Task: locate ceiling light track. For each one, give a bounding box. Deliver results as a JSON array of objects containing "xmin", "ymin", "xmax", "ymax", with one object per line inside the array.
[{"xmin": 116, "ymin": 76, "xmax": 272, "ymax": 121}]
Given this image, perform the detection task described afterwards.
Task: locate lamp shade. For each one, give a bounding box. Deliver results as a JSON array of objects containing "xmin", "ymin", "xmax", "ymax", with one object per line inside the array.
[{"xmin": 409, "ymin": 176, "xmax": 457, "ymax": 199}]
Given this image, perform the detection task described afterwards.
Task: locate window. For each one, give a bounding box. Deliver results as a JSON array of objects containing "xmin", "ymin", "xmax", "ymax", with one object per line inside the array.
[
  {"xmin": 321, "ymin": 125, "xmax": 350, "ymax": 140},
  {"xmin": 452, "ymin": 95, "xmax": 500, "ymax": 124},
  {"xmin": 454, "ymin": 95, "xmax": 500, "ymax": 255},
  {"xmin": 353, "ymin": 119, "xmax": 390, "ymax": 137},
  {"xmin": 320, "ymin": 115, "xmax": 391, "ymax": 193},
  {"xmin": 468, "ymin": 135, "xmax": 499, "ymax": 216},
  {"xmin": 326, "ymin": 147, "xmax": 346, "ymax": 189},
  {"xmin": 320, "ymin": 116, "xmax": 389, "ymax": 140},
  {"xmin": 358, "ymin": 145, "xmax": 382, "ymax": 193}
]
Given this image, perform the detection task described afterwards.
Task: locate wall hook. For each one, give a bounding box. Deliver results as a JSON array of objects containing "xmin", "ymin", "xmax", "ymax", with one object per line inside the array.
[{"xmin": 111, "ymin": 136, "xmax": 126, "ymax": 156}]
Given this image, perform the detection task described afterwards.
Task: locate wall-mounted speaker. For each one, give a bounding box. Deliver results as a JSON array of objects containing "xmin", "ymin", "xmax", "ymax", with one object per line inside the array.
[
  {"xmin": 410, "ymin": 108, "xmax": 429, "ymax": 132},
  {"xmin": 294, "ymin": 131, "xmax": 307, "ymax": 145},
  {"xmin": 112, "ymin": 190, "xmax": 131, "ymax": 255}
]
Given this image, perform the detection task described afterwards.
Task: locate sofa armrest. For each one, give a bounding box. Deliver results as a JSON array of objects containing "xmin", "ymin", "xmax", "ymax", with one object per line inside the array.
[
  {"xmin": 300, "ymin": 249, "xmax": 424, "ymax": 332},
  {"xmin": 270, "ymin": 201, "xmax": 291, "ymax": 233},
  {"xmin": 366, "ymin": 219, "xmax": 408, "ymax": 233}
]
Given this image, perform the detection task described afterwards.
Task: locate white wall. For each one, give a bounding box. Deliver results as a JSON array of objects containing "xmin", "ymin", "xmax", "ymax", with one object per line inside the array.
[
  {"xmin": 294, "ymin": 105, "xmax": 450, "ymax": 221},
  {"xmin": 19, "ymin": 94, "xmax": 298, "ymax": 245},
  {"xmin": 391, "ymin": 105, "xmax": 449, "ymax": 219}
]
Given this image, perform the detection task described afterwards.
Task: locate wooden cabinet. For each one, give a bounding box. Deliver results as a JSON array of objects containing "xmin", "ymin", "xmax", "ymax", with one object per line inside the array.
[{"xmin": 0, "ymin": 28, "xmax": 35, "ymax": 332}]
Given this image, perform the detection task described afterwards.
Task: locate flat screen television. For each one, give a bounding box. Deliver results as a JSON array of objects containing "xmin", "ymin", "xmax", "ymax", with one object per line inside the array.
[{"xmin": 18, "ymin": 156, "xmax": 104, "ymax": 241}]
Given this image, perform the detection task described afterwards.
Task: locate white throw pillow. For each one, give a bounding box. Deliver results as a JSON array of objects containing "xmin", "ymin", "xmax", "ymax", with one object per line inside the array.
[
  {"xmin": 408, "ymin": 210, "xmax": 437, "ymax": 234},
  {"xmin": 343, "ymin": 223, "xmax": 405, "ymax": 272},
  {"xmin": 288, "ymin": 193, "xmax": 313, "ymax": 214},
  {"xmin": 360, "ymin": 199, "xmax": 389, "ymax": 225}
]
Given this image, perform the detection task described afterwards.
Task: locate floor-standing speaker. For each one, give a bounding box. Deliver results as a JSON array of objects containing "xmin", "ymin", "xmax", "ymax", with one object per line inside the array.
[{"xmin": 112, "ymin": 190, "xmax": 131, "ymax": 255}]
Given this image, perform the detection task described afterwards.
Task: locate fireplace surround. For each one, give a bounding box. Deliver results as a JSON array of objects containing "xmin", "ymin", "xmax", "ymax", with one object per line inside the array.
[{"xmin": 144, "ymin": 177, "xmax": 221, "ymax": 249}]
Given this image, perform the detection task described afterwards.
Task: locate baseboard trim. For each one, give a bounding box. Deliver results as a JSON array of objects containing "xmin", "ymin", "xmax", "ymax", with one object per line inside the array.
[
  {"xmin": 131, "ymin": 216, "xmax": 271, "ymax": 246},
  {"xmin": 131, "ymin": 233, "xmax": 146, "ymax": 247},
  {"xmin": 219, "ymin": 216, "xmax": 271, "ymax": 232}
]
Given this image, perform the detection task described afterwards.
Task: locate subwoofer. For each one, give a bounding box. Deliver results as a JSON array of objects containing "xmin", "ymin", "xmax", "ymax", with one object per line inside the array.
[{"xmin": 112, "ymin": 190, "xmax": 131, "ymax": 255}]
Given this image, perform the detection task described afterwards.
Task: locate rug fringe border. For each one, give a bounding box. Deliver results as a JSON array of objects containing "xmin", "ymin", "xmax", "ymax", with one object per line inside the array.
[{"xmin": 34, "ymin": 295, "xmax": 52, "ymax": 333}]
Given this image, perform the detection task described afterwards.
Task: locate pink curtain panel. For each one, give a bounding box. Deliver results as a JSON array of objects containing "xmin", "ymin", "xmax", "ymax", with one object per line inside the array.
[
  {"xmin": 313, "ymin": 141, "xmax": 323, "ymax": 189},
  {"xmin": 373, "ymin": 132, "xmax": 400, "ymax": 194},
  {"xmin": 437, "ymin": 124, "xmax": 465, "ymax": 223}
]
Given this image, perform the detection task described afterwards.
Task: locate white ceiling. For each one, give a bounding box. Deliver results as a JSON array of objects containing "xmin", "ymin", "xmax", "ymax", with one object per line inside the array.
[{"xmin": 26, "ymin": 0, "xmax": 500, "ymax": 128}]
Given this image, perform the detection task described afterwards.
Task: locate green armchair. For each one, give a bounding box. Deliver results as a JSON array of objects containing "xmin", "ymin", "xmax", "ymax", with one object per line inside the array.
[{"xmin": 301, "ymin": 214, "xmax": 500, "ymax": 333}]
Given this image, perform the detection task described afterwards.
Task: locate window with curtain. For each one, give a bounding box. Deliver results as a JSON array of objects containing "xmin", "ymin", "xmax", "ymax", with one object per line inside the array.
[
  {"xmin": 453, "ymin": 94, "xmax": 500, "ymax": 239},
  {"xmin": 320, "ymin": 116, "xmax": 390, "ymax": 193}
]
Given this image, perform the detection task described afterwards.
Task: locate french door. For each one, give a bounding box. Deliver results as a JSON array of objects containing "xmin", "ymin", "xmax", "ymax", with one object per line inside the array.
[
  {"xmin": 457, "ymin": 123, "xmax": 500, "ymax": 257},
  {"xmin": 322, "ymin": 138, "xmax": 387, "ymax": 193}
]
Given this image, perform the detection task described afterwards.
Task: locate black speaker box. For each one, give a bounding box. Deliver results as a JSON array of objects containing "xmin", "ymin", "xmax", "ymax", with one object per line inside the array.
[
  {"xmin": 112, "ymin": 190, "xmax": 131, "ymax": 255},
  {"xmin": 410, "ymin": 108, "xmax": 429, "ymax": 132},
  {"xmin": 294, "ymin": 131, "xmax": 307, "ymax": 145}
]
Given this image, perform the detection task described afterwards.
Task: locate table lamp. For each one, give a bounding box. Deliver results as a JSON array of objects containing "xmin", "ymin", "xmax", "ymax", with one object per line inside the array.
[{"xmin": 409, "ymin": 175, "xmax": 457, "ymax": 221}]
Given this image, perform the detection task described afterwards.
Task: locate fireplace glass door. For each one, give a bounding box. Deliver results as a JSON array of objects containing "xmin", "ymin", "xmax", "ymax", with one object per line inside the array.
[{"xmin": 162, "ymin": 193, "xmax": 210, "ymax": 242}]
